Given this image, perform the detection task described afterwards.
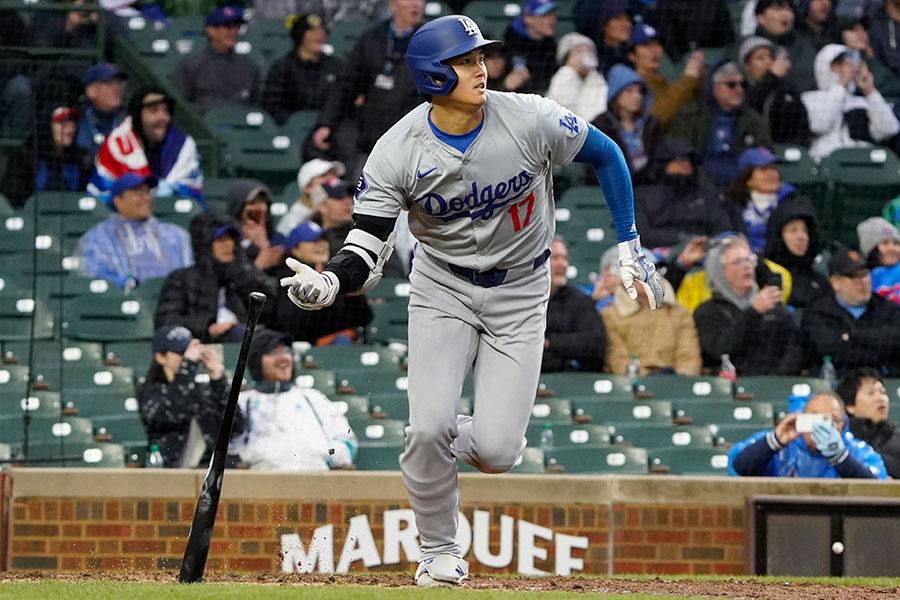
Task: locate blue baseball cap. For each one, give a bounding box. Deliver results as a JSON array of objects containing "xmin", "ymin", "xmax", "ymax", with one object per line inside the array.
[
  {"xmin": 111, "ymin": 172, "xmax": 157, "ymax": 201},
  {"xmin": 84, "ymin": 62, "xmax": 125, "ymax": 86},
  {"xmin": 738, "ymin": 147, "xmax": 780, "ymax": 171},
  {"xmin": 212, "ymin": 223, "xmax": 240, "ymax": 240},
  {"xmin": 522, "ymin": 0, "xmax": 556, "ymax": 16},
  {"xmin": 153, "ymin": 325, "xmax": 193, "ymax": 354},
  {"xmin": 284, "ymin": 221, "xmax": 325, "ymax": 249},
  {"xmin": 630, "ymin": 23, "xmax": 658, "ymax": 45},
  {"xmin": 205, "ymin": 5, "xmax": 245, "ymax": 26}
]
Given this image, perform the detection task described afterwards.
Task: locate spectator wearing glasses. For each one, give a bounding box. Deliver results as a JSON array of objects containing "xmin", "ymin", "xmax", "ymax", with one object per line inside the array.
[
  {"xmin": 693, "ymin": 234, "xmax": 802, "ymax": 376},
  {"xmin": 172, "ymin": 5, "xmax": 260, "ymax": 113},
  {"xmin": 802, "ymin": 247, "xmax": 900, "ymax": 377},
  {"xmin": 669, "ymin": 60, "xmax": 772, "ymax": 189}
]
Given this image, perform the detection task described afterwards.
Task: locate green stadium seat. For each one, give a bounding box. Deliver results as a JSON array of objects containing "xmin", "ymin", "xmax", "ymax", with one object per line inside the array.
[
  {"xmin": 545, "ymin": 446, "xmax": 649, "ymax": 474},
  {"xmin": 104, "ymin": 341, "xmax": 152, "ymax": 371},
  {"xmin": 221, "ymin": 131, "xmax": 301, "ymax": 187},
  {"xmin": 335, "ymin": 370, "xmax": 408, "ymax": 396},
  {"xmin": 4, "ymin": 415, "xmax": 96, "ymax": 447},
  {"xmin": 460, "ymin": 1, "xmax": 519, "ymax": 39},
  {"xmin": 733, "ymin": 376, "xmax": 832, "ymax": 402},
  {"xmin": 201, "ymin": 177, "xmax": 238, "ymax": 211},
  {"xmin": 23, "ymin": 191, "xmax": 105, "ymax": 217},
  {"xmin": 24, "ymin": 441, "xmax": 126, "ymax": 468},
  {"xmin": 773, "ymin": 144, "xmax": 832, "ymax": 239},
  {"xmin": 331, "ymin": 395, "xmax": 371, "ymax": 423},
  {"xmin": 457, "ymin": 446, "xmax": 546, "ymax": 473},
  {"xmin": 367, "ymin": 278, "xmax": 412, "ymax": 300},
  {"xmin": 0, "ymin": 365, "xmax": 32, "ymax": 401},
  {"xmin": 297, "ymin": 344, "xmax": 404, "ymax": 371},
  {"xmin": 92, "ymin": 414, "xmax": 148, "ymax": 447},
  {"xmin": 325, "ymin": 19, "xmax": 371, "ymax": 57},
  {"xmin": 672, "ymin": 399, "xmax": 774, "ymax": 427},
  {"xmin": 536, "ymin": 372, "xmax": 634, "ymax": 400},
  {"xmin": 59, "ymin": 365, "xmax": 135, "ymax": 397},
  {"xmin": 0, "ymin": 442, "xmax": 10, "ymax": 461},
  {"xmin": 152, "ymin": 196, "xmax": 203, "ymax": 230},
  {"xmin": 569, "ymin": 398, "xmax": 673, "ymax": 424},
  {"xmin": 366, "ymin": 297, "xmax": 410, "ymax": 343},
  {"xmin": 34, "ymin": 272, "xmax": 119, "ymax": 305},
  {"xmin": 552, "ymin": 162, "xmax": 587, "ymax": 199},
  {"xmin": 608, "ymin": 423, "xmax": 715, "ymax": 448},
  {"xmin": 557, "ymin": 185, "xmax": 605, "ymax": 210},
  {"xmin": 633, "ymin": 375, "xmax": 733, "ymax": 401},
  {"xmin": 648, "ymin": 447, "xmax": 730, "ymax": 475},
  {"xmin": 4, "ymin": 390, "xmax": 64, "ymax": 418},
  {"xmin": 62, "ymin": 295, "xmax": 154, "ymax": 342},
  {"xmin": 205, "ymin": 107, "xmax": 279, "ymax": 136},
  {"xmin": 68, "ymin": 389, "xmax": 138, "ymax": 420},
  {"xmin": 281, "ymin": 109, "xmax": 319, "ymax": 145},
  {"xmin": 526, "ymin": 422, "xmax": 610, "ymax": 448},
  {"xmin": 2, "ymin": 340, "xmax": 104, "ymax": 375},
  {"xmin": 529, "ymin": 397, "xmax": 573, "ymax": 424},
  {"xmin": 423, "ymin": 0, "xmax": 453, "ymax": 19},
  {"xmin": 0, "ymin": 295, "xmax": 55, "ymax": 341},
  {"xmin": 367, "ymin": 393, "xmax": 409, "ymax": 419},
  {"xmin": 293, "ymin": 369, "xmax": 337, "ymax": 395},
  {"xmin": 354, "ymin": 444, "xmax": 403, "ymax": 470},
  {"xmin": 709, "ymin": 422, "xmax": 763, "ymax": 446},
  {"xmin": 822, "ymin": 147, "xmax": 900, "ymax": 246}
]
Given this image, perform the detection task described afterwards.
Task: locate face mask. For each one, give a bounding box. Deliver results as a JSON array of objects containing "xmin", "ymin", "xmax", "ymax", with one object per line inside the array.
[
  {"xmin": 579, "ymin": 53, "xmax": 599, "ymax": 70},
  {"xmin": 664, "ymin": 173, "xmax": 694, "ymax": 191}
]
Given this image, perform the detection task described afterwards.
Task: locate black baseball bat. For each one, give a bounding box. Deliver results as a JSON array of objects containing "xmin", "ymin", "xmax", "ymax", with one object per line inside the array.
[{"xmin": 178, "ymin": 291, "xmax": 267, "ymax": 584}]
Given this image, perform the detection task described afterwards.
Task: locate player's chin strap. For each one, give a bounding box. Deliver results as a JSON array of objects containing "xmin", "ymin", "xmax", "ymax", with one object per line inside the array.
[{"xmin": 342, "ymin": 228, "xmax": 397, "ymax": 295}]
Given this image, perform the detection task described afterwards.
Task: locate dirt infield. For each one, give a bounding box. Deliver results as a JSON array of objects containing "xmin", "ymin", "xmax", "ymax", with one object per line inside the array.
[{"xmin": 1, "ymin": 571, "xmax": 898, "ymax": 599}]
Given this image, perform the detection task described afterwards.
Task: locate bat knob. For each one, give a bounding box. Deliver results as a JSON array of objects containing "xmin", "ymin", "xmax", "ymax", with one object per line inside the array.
[{"xmin": 249, "ymin": 292, "xmax": 267, "ymax": 304}]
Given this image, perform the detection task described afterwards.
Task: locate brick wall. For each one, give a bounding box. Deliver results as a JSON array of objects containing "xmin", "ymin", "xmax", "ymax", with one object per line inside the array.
[{"xmin": 4, "ymin": 471, "xmax": 898, "ymax": 575}]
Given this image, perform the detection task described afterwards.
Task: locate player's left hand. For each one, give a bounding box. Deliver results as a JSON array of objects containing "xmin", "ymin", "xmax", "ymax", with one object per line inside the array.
[
  {"xmin": 280, "ymin": 257, "xmax": 339, "ymax": 310},
  {"xmin": 617, "ymin": 236, "xmax": 664, "ymax": 310},
  {"xmin": 810, "ymin": 421, "xmax": 847, "ymax": 463}
]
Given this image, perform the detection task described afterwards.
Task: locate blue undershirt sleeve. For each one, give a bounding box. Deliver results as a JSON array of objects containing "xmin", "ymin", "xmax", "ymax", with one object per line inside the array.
[{"xmin": 572, "ymin": 123, "xmax": 637, "ymax": 243}]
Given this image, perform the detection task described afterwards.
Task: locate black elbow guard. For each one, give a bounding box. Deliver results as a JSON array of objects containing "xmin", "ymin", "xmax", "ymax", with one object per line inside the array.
[{"xmin": 324, "ymin": 250, "xmax": 371, "ymax": 292}]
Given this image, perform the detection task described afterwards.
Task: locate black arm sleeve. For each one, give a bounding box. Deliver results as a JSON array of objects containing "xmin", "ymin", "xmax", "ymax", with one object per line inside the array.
[
  {"xmin": 323, "ymin": 214, "xmax": 398, "ymax": 293},
  {"xmin": 731, "ymin": 435, "xmax": 778, "ymax": 476}
]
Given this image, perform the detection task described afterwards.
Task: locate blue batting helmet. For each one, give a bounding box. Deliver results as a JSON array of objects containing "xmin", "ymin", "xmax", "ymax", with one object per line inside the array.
[{"xmin": 406, "ymin": 15, "xmax": 499, "ymax": 96}]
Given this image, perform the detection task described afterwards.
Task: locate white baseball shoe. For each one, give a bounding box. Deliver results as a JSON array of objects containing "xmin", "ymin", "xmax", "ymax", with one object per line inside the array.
[{"xmin": 415, "ymin": 554, "xmax": 468, "ymax": 588}]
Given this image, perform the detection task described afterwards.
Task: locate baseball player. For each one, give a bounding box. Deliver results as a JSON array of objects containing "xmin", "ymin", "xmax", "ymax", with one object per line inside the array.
[{"xmin": 281, "ymin": 14, "xmax": 664, "ymax": 587}]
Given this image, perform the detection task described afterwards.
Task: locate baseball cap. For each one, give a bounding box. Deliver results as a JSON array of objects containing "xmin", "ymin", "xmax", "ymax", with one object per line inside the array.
[
  {"xmin": 829, "ymin": 248, "xmax": 868, "ymax": 277},
  {"xmin": 310, "ymin": 179, "xmax": 351, "ymax": 208},
  {"xmin": 284, "ymin": 221, "xmax": 325, "ymax": 249},
  {"xmin": 297, "ymin": 159, "xmax": 346, "ymax": 192},
  {"xmin": 755, "ymin": 0, "xmax": 791, "ymax": 14},
  {"xmin": 84, "ymin": 62, "xmax": 125, "ymax": 86},
  {"xmin": 51, "ymin": 106, "xmax": 79, "ymax": 122},
  {"xmin": 629, "ymin": 23, "xmax": 658, "ymax": 46},
  {"xmin": 205, "ymin": 5, "xmax": 245, "ymax": 26},
  {"xmin": 111, "ymin": 172, "xmax": 157, "ymax": 200},
  {"xmin": 522, "ymin": 0, "xmax": 555, "ymax": 16},
  {"xmin": 738, "ymin": 147, "xmax": 780, "ymax": 171},
  {"xmin": 247, "ymin": 328, "xmax": 293, "ymax": 381},
  {"xmin": 152, "ymin": 325, "xmax": 193, "ymax": 354},
  {"xmin": 212, "ymin": 222, "xmax": 240, "ymax": 241}
]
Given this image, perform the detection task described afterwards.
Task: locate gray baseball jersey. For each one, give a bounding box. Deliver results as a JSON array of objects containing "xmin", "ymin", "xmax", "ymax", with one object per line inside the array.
[
  {"xmin": 355, "ymin": 91, "xmax": 592, "ymax": 560},
  {"xmin": 353, "ymin": 90, "xmax": 589, "ymax": 270}
]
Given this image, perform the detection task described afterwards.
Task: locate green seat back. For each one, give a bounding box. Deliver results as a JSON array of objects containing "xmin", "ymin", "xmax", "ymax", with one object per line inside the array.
[
  {"xmin": 293, "ymin": 369, "xmax": 337, "ymax": 395},
  {"xmin": 529, "ymin": 397, "xmax": 573, "ymax": 424},
  {"xmin": 569, "ymin": 397, "xmax": 673, "ymax": 424},
  {"xmin": 354, "ymin": 418, "xmax": 406, "ymax": 445},
  {"xmin": 545, "ymin": 446, "xmax": 649, "ymax": 474},
  {"xmin": 62, "ymin": 295, "xmax": 154, "ymax": 342},
  {"xmin": 526, "ymin": 422, "xmax": 611, "ymax": 448},
  {"xmin": 536, "ymin": 372, "xmax": 634, "ymax": 400},
  {"xmin": 710, "ymin": 422, "xmax": 763, "ymax": 446},
  {"xmin": 92, "ymin": 414, "xmax": 147, "ymax": 447},
  {"xmin": 607, "ymin": 423, "xmax": 715, "ymax": 448},
  {"xmin": 0, "ymin": 365, "xmax": 32, "ymax": 401},
  {"xmin": 634, "ymin": 375, "xmax": 733, "ymax": 401},
  {"xmin": 222, "ymin": 131, "xmax": 301, "ymax": 186},
  {"xmin": 672, "ymin": 399, "xmax": 774, "ymax": 427},
  {"xmin": 298, "ymin": 344, "xmax": 404, "ymax": 371},
  {"xmin": 733, "ymin": 376, "xmax": 832, "ymax": 403},
  {"xmin": 366, "ymin": 297, "xmax": 409, "ymax": 343},
  {"xmin": 0, "ymin": 296, "xmax": 55, "ymax": 341},
  {"xmin": 648, "ymin": 447, "xmax": 730, "ymax": 475},
  {"xmin": 335, "ymin": 369, "xmax": 408, "ymax": 396},
  {"xmin": 58, "ymin": 365, "xmax": 135, "ymax": 396},
  {"xmin": 104, "ymin": 341, "xmax": 153, "ymax": 371},
  {"xmin": 354, "ymin": 444, "xmax": 403, "ymax": 470}
]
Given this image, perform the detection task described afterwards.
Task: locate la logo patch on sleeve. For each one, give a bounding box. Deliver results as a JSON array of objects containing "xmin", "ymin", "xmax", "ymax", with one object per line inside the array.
[{"xmin": 355, "ymin": 172, "xmax": 369, "ymax": 200}]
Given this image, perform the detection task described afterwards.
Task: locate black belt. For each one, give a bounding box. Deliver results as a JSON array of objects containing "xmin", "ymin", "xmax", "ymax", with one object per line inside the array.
[{"xmin": 448, "ymin": 249, "xmax": 551, "ymax": 288}]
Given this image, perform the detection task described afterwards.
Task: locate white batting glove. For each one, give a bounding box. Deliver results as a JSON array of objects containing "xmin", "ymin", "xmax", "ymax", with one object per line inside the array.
[
  {"xmin": 617, "ymin": 236, "xmax": 664, "ymax": 310},
  {"xmin": 279, "ymin": 257, "xmax": 339, "ymax": 311}
]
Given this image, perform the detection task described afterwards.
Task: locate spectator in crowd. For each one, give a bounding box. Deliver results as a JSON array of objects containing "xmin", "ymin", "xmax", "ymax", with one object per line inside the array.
[
  {"xmin": 628, "ymin": 24, "xmax": 704, "ymax": 129},
  {"xmin": 76, "ymin": 62, "xmax": 126, "ymax": 160},
  {"xmin": 88, "ymin": 86, "xmax": 203, "ymax": 204},
  {"xmin": 31, "ymin": 0, "xmax": 97, "ymax": 49},
  {"xmin": 802, "ymin": 247, "xmax": 900, "ymax": 376},
  {"xmin": 172, "ymin": 5, "xmax": 260, "ymax": 114},
  {"xmin": 795, "ymin": 0, "xmax": 838, "ymax": 50},
  {"xmin": 154, "ymin": 211, "xmax": 274, "ymax": 343},
  {"xmin": 310, "ymin": 0, "xmax": 424, "ymax": 168},
  {"xmin": 857, "ymin": 217, "xmax": 900, "ymax": 305},
  {"xmin": 580, "ymin": 0, "xmax": 631, "ymax": 75},
  {"xmin": 752, "ymin": 0, "xmax": 817, "ymax": 92},
  {"xmin": 838, "ymin": 16, "xmax": 900, "ymax": 100},
  {"xmin": 0, "ymin": 10, "xmax": 32, "ymax": 138},
  {"xmin": 545, "ymin": 32, "xmax": 607, "ymax": 122},
  {"xmin": 740, "ymin": 36, "xmax": 811, "ymax": 146},
  {"xmin": 484, "ymin": 44, "xmax": 512, "ymax": 90},
  {"xmin": 308, "ymin": 178, "xmax": 354, "ymax": 257},
  {"xmin": 591, "ymin": 64, "xmax": 663, "ymax": 183},
  {"xmin": 694, "ymin": 234, "xmax": 802, "ymax": 375},
  {"xmin": 277, "ymin": 158, "xmax": 346, "ymax": 235},
  {"xmin": 501, "ymin": 0, "xmax": 558, "ymax": 95},
  {"xmin": 727, "ymin": 391, "xmax": 887, "ymax": 478},
  {"xmin": 253, "ymin": 0, "xmax": 391, "ymax": 22},
  {"xmin": 763, "ymin": 196, "xmax": 830, "ymax": 308},
  {"xmin": 2, "ymin": 106, "xmax": 91, "ymax": 208},
  {"xmin": 869, "ymin": 0, "xmax": 900, "ymax": 83},
  {"xmin": 232, "ymin": 328, "xmax": 358, "ymax": 471},
  {"xmin": 653, "ymin": 0, "xmax": 735, "ymax": 62},
  {"xmin": 76, "ymin": 173, "xmax": 192, "ymax": 289},
  {"xmin": 601, "ymin": 257, "xmax": 701, "ymax": 376},
  {"xmin": 581, "ymin": 245, "xmax": 621, "ymax": 311},
  {"xmin": 634, "ymin": 138, "xmax": 732, "ymax": 251},
  {"xmin": 837, "ymin": 367, "xmax": 900, "ymax": 478},
  {"xmin": 262, "ymin": 13, "xmax": 342, "ymax": 125},
  {"xmin": 267, "ymin": 222, "xmax": 373, "ymax": 344},
  {"xmin": 542, "ymin": 237, "xmax": 606, "ymax": 372},
  {"xmin": 137, "ymin": 325, "xmax": 244, "ymax": 468},
  {"xmin": 669, "ymin": 60, "xmax": 772, "ymax": 189},
  {"xmin": 802, "ymin": 43, "xmax": 900, "ymax": 159},
  {"xmin": 724, "ymin": 147, "xmax": 797, "ymax": 254},
  {"xmin": 227, "ymin": 179, "xmax": 286, "ymax": 272}
]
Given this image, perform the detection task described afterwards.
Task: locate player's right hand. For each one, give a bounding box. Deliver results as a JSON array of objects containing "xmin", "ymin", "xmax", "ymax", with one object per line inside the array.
[
  {"xmin": 280, "ymin": 257, "xmax": 339, "ymax": 311},
  {"xmin": 617, "ymin": 236, "xmax": 665, "ymax": 310}
]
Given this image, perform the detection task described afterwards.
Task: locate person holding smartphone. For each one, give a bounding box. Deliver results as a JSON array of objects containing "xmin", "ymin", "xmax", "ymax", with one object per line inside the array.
[{"xmin": 727, "ymin": 391, "xmax": 887, "ymax": 479}]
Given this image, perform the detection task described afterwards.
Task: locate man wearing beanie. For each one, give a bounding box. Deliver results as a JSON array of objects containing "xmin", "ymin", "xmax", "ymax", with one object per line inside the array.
[
  {"xmin": 173, "ymin": 5, "xmax": 260, "ymax": 113},
  {"xmin": 231, "ymin": 328, "xmax": 358, "ymax": 471},
  {"xmin": 88, "ymin": 86, "xmax": 204, "ymax": 204},
  {"xmin": 262, "ymin": 13, "xmax": 342, "ymax": 125},
  {"xmin": 670, "ymin": 59, "xmax": 771, "ymax": 187}
]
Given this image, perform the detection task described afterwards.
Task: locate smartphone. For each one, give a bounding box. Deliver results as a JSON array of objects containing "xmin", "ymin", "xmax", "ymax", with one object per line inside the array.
[{"xmin": 795, "ymin": 413, "xmax": 833, "ymax": 433}]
